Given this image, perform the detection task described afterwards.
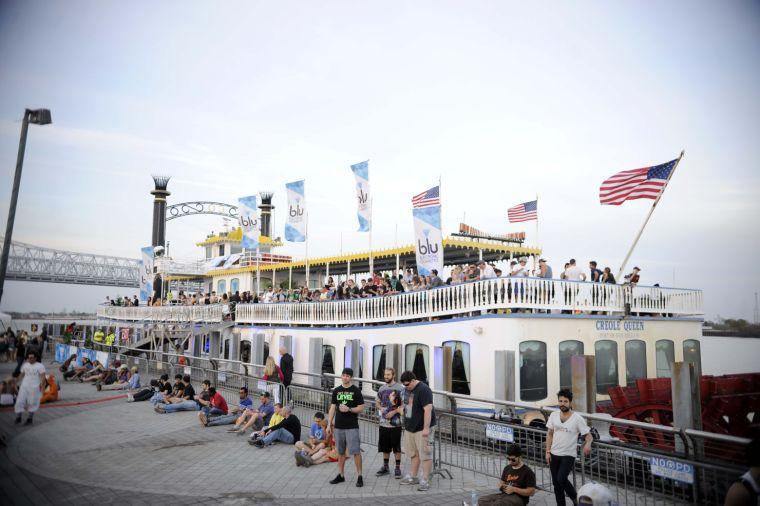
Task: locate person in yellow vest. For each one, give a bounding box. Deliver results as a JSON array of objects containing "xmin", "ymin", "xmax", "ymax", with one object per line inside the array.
[
  {"xmin": 105, "ymin": 331, "xmax": 116, "ymax": 347},
  {"xmin": 93, "ymin": 329, "xmax": 105, "ymax": 344}
]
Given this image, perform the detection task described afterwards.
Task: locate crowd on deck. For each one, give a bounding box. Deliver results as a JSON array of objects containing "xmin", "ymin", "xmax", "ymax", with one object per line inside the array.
[{"xmin": 105, "ymin": 259, "xmax": 644, "ymax": 310}]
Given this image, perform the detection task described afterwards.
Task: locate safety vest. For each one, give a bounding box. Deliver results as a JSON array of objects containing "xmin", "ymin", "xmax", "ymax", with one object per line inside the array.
[
  {"xmin": 93, "ymin": 330, "xmax": 105, "ymax": 343},
  {"xmin": 105, "ymin": 333, "xmax": 116, "ymax": 346}
]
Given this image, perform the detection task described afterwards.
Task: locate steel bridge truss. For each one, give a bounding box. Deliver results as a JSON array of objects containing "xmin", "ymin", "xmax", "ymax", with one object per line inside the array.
[
  {"xmin": 3, "ymin": 238, "xmax": 140, "ymax": 287},
  {"xmin": 165, "ymin": 201, "xmax": 238, "ymax": 221}
]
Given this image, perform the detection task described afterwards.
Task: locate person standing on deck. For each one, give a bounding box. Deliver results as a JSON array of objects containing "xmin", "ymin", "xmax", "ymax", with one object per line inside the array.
[{"xmin": 14, "ymin": 351, "xmax": 46, "ymax": 425}]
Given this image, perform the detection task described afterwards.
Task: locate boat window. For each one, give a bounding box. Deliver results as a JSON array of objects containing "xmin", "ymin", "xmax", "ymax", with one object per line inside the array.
[
  {"xmin": 595, "ymin": 340, "xmax": 618, "ymax": 394},
  {"xmin": 218, "ymin": 244, "xmax": 225, "ymax": 256},
  {"xmin": 230, "ymin": 278, "xmax": 240, "ymax": 293},
  {"xmin": 656, "ymin": 340, "xmax": 675, "ymax": 378},
  {"xmin": 683, "ymin": 339, "xmax": 701, "ymax": 375},
  {"xmin": 263, "ymin": 341, "xmax": 270, "ymax": 365},
  {"xmin": 217, "ymin": 279, "xmax": 226, "ymax": 294},
  {"xmin": 321, "ymin": 345, "xmax": 335, "ymax": 375},
  {"xmin": 520, "ymin": 340, "xmax": 548, "ymax": 401},
  {"xmin": 240, "ymin": 340, "xmax": 251, "ymax": 363},
  {"xmin": 205, "ymin": 246, "xmax": 212, "ymax": 259},
  {"xmin": 223, "ymin": 339, "xmax": 230, "ymax": 360},
  {"xmin": 443, "ymin": 340, "xmax": 471, "ymax": 395},
  {"xmin": 625, "ymin": 340, "xmax": 647, "ymax": 386},
  {"xmin": 405, "ymin": 344, "xmax": 429, "ymax": 384},
  {"xmin": 558, "ymin": 340, "xmax": 584, "ymax": 391},
  {"xmin": 372, "ymin": 345, "xmax": 387, "ymax": 392}
]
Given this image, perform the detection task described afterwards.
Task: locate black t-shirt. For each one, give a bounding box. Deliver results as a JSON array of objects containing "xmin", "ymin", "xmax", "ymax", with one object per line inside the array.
[
  {"xmin": 331, "ymin": 384, "xmax": 364, "ymax": 429},
  {"xmin": 172, "ymin": 381, "xmax": 183, "ymax": 396},
  {"xmin": 404, "ymin": 381, "xmax": 436, "ymax": 432},
  {"xmin": 182, "ymin": 383, "xmax": 195, "ymax": 400},
  {"xmin": 161, "ymin": 382, "xmax": 173, "ymax": 394},
  {"xmin": 500, "ymin": 464, "xmax": 536, "ymax": 504}
]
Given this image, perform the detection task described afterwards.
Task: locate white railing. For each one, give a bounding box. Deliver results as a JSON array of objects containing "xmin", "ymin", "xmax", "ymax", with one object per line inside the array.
[
  {"xmin": 235, "ymin": 278, "xmax": 703, "ymax": 326},
  {"xmin": 154, "ymin": 257, "xmax": 207, "ymax": 276},
  {"xmin": 96, "ymin": 304, "xmax": 224, "ymax": 322}
]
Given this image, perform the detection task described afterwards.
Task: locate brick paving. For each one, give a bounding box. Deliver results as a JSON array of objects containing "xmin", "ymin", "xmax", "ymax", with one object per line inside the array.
[{"xmin": 0, "ymin": 359, "xmax": 556, "ymax": 505}]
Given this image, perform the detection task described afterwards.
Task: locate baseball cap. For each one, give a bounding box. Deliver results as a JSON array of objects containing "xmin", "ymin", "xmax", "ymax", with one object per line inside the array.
[{"xmin": 577, "ymin": 482, "xmax": 616, "ymax": 505}]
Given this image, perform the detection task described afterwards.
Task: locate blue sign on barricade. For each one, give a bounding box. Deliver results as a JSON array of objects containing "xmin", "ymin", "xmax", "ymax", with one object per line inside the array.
[
  {"xmin": 485, "ymin": 423, "xmax": 514, "ymax": 443},
  {"xmin": 650, "ymin": 457, "xmax": 694, "ymax": 484}
]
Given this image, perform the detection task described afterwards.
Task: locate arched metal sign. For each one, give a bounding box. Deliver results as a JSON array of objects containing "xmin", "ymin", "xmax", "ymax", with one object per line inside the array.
[{"xmin": 166, "ymin": 201, "xmax": 238, "ymax": 221}]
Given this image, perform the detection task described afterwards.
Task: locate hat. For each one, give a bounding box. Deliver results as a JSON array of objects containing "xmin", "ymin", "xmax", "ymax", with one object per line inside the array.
[
  {"xmin": 477, "ymin": 260, "xmax": 485, "ymax": 265},
  {"xmin": 539, "ymin": 258, "xmax": 547, "ymax": 263},
  {"xmin": 118, "ymin": 364, "xmax": 128, "ymax": 370},
  {"xmin": 519, "ymin": 257, "xmax": 527, "ymax": 263},
  {"xmin": 577, "ymin": 482, "xmax": 615, "ymax": 505},
  {"xmin": 633, "ymin": 266, "xmax": 640, "ymax": 271}
]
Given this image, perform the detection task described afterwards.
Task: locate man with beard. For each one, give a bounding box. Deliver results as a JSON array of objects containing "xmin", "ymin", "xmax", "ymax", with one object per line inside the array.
[{"xmin": 545, "ymin": 389, "xmax": 593, "ymax": 506}]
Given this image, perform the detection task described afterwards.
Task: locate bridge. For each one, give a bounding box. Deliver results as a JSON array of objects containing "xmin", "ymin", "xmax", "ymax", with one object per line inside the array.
[{"xmin": 2, "ymin": 238, "xmax": 139, "ymax": 287}]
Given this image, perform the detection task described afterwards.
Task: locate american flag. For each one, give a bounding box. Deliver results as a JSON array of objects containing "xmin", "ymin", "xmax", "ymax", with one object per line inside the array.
[
  {"xmin": 599, "ymin": 159, "xmax": 678, "ymax": 205},
  {"xmin": 508, "ymin": 200, "xmax": 537, "ymax": 223},
  {"xmin": 412, "ymin": 186, "xmax": 440, "ymax": 208}
]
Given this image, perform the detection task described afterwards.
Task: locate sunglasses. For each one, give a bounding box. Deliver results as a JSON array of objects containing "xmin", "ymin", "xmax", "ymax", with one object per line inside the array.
[
  {"xmin": 402, "ymin": 382, "xmax": 411, "ymax": 387},
  {"xmin": 507, "ymin": 457, "xmax": 519, "ymax": 462}
]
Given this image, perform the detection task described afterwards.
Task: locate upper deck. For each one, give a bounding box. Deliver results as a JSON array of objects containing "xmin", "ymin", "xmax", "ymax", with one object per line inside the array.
[{"xmin": 97, "ymin": 277, "xmax": 703, "ymax": 324}]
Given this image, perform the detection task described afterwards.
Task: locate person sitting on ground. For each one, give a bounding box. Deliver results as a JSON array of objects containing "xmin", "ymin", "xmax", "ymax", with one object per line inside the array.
[
  {"xmin": 58, "ymin": 354, "xmax": 78, "ymax": 374},
  {"xmin": 129, "ymin": 378, "xmax": 159, "ymax": 402},
  {"xmin": 196, "ymin": 386, "xmax": 228, "ymax": 422},
  {"xmin": 154, "ymin": 375, "xmax": 199, "ymax": 413},
  {"xmin": 170, "ymin": 373, "xmax": 184, "ymax": 398},
  {"xmin": 201, "ymin": 386, "xmax": 253, "ymax": 427},
  {"xmin": 297, "ymin": 435, "xmax": 341, "ymax": 467},
  {"xmin": 246, "ymin": 402, "xmax": 283, "ymax": 440},
  {"xmin": 63, "ymin": 357, "xmax": 93, "ymax": 381},
  {"xmin": 40, "ymin": 373, "xmax": 60, "ymax": 404},
  {"xmin": 81, "ymin": 360, "xmax": 108, "ymax": 383},
  {"xmin": 476, "ymin": 444, "xmax": 536, "ymax": 505},
  {"xmin": 150, "ymin": 374, "xmax": 173, "ymax": 404},
  {"xmin": 295, "ymin": 412, "xmax": 328, "ymax": 455},
  {"xmin": 98, "ymin": 365, "xmax": 130, "ymax": 391},
  {"xmin": 228, "ymin": 391, "xmax": 275, "ymax": 434},
  {"xmin": 250, "ymin": 405, "xmax": 301, "ymax": 447}
]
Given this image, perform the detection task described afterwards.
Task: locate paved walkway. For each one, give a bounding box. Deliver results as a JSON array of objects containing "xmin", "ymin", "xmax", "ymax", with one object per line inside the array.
[{"xmin": 0, "ymin": 359, "xmax": 556, "ymax": 505}]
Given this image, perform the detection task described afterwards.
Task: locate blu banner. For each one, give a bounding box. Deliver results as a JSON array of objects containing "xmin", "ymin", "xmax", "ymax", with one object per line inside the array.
[
  {"xmin": 285, "ymin": 180, "xmax": 307, "ymax": 242},
  {"xmin": 351, "ymin": 160, "xmax": 371, "ymax": 232},
  {"xmin": 238, "ymin": 195, "xmax": 260, "ymax": 249},
  {"xmin": 139, "ymin": 246, "xmax": 154, "ymax": 302},
  {"xmin": 413, "ymin": 205, "xmax": 443, "ymax": 276}
]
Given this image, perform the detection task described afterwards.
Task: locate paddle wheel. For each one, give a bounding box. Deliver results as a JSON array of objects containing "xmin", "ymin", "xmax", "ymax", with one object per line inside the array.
[{"xmin": 598, "ymin": 374, "xmax": 760, "ymax": 457}]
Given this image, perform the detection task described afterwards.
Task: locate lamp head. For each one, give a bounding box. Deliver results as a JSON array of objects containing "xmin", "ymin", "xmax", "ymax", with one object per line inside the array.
[{"xmin": 27, "ymin": 108, "xmax": 52, "ymax": 125}]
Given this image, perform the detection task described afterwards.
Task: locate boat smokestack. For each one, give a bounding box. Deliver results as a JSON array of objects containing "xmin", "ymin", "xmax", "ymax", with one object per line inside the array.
[
  {"xmin": 151, "ymin": 175, "xmax": 171, "ymax": 247},
  {"xmin": 259, "ymin": 191, "xmax": 274, "ymax": 238}
]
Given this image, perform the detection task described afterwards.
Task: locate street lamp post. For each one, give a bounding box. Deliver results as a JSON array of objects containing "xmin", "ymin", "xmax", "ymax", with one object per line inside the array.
[{"xmin": 0, "ymin": 108, "xmax": 52, "ymax": 305}]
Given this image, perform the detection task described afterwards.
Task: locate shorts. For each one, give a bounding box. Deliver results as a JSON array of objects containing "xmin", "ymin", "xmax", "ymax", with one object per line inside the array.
[
  {"xmin": 378, "ymin": 426, "xmax": 402, "ymax": 453},
  {"xmin": 403, "ymin": 429, "xmax": 433, "ymax": 461},
  {"xmin": 334, "ymin": 427, "xmax": 361, "ymax": 456}
]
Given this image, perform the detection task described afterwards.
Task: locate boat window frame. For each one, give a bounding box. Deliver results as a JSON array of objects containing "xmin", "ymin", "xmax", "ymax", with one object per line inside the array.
[
  {"xmin": 404, "ymin": 343, "xmax": 430, "ymax": 385},
  {"xmin": 625, "ymin": 339, "xmax": 648, "ymax": 386},
  {"xmin": 520, "ymin": 340, "xmax": 548, "ymax": 401},
  {"xmin": 558, "ymin": 340, "xmax": 584, "ymax": 392},
  {"xmin": 595, "ymin": 339, "xmax": 619, "ymax": 394},
  {"xmin": 656, "ymin": 339, "xmax": 675, "ymax": 378},
  {"xmin": 443, "ymin": 340, "xmax": 471, "ymax": 395}
]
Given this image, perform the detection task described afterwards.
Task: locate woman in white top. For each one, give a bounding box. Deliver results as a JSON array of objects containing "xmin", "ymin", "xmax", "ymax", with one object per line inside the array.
[
  {"xmin": 545, "ymin": 389, "xmax": 593, "ymax": 506},
  {"xmin": 14, "ymin": 351, "xmax": 46, "ymax": 425}
]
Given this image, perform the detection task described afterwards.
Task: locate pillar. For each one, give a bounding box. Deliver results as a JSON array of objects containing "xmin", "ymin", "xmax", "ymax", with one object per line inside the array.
[
  {"xmin": 672, "ymin": 361, "xmax": 703, "ymax": 454},
  {"xmin": 326, "ymin": 262, "xmax": 330, "ymax": 284},
  {"xmin": 385, "ymin": 343, "xmax": 402, "ymax": 377},
  {"xmin": 251, "ymin": 333, "xmax": 266, "ymax": 366},
  {"xmin": 347, "ymin": 260, "xmax": 351, "ymax": 278},
  {"xmin": 395, "ymin": 253, "xmax": 400, "ymax": 275},
  {"xmin": 494, "ymin": 350, "xmax": 515, "ymax": 402},
  {"xmin": 272, "ymin": 268, "xmax": 277, "ymax": 289},
  {"xmin": 288, "ymin": 267, "xmax": 292, "ymax": 290},
  {"xmin": 279, "ymin": 335, "xmax": 293, "ymax": 355},
  {"xmin": 571, "ymin": 355, "xmax": 596, "ymax": 413},
  {"xmin": 150, "ymin": 175, "xmax": 170, "ymax": 247},
  {"xmin": 309, "ymin": 337, "xmax": 323, "ymax": 388},
  {"xmin": 209, "ymin": 331, "xmax": 221, "ymax": 359}
]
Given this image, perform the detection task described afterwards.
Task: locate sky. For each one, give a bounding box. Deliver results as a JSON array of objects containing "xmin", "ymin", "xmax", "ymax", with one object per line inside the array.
[{"xmin": 0, "ymin": 1, "xmax": 759, "ymax": 319}]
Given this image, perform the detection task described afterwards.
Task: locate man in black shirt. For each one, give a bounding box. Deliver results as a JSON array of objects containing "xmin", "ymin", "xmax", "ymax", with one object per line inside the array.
[
  {"xmin": 279, "ymin": 346, "xmax": 294, "ymax": 388},
  {"xmin": 155, "ymin": 375, "xmax": 199, "ymax": 413},
  {"xmin": 252, "ymin": 405, "xmax": 301, "ymax": 447},
  {"xmin": 327, "ymin": 367, "xmax": 365, "ymax": 487},
  {"xmin": 399, "ymin": 370, "xmax": 436, "ymax": 491},
  {"xmin": 478, "ymin": 444, "xmax": 536, "ymax": 505}
]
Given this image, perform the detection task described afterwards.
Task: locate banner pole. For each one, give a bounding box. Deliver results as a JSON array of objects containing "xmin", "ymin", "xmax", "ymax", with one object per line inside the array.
[
  {"xmin": 617, "ymin": 150, "xmax": 685, "ymax": 280},
  {"xmin": 534, "ymin": 193, "xmax": 539, "ymax": 274},
  {"xmin": 256, "ymin": 246, "xmax": 261, "ymax": 295},
  {"xmin": 368, "ymin": 196, "xmax": 373, "ymax": 278}
]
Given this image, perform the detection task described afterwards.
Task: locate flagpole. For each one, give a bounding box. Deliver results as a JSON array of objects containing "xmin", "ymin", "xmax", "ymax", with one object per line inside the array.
[
  {"xmin": 617, "ymin": 150, "xmax": 685, "ymax": 280},
  {"xmin": 368, "ymin": 196, "xmax": 373, "ymax": 278},
  {"xmin": 256, "ymin": 246, "xmax": 261, "ymax": 295},
  {"xmin": 305, "ymin": 218, "xmax": 310, "ymax": 289},
  {"xmin": 534, "ymin": 193, "xmax": 539, "ymax": 274}
]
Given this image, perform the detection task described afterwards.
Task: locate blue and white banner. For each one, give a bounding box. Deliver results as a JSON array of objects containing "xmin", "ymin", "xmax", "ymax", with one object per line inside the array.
[
  {"xmin": 351, "ymin": 160, "xmax": 371, "ymax": 232},
  {"xmin": 285, "ymin": 180, "xmax": 307, "ymax": 242},
  {"xmin": 139, "ymin": 246, "xmax": 154, "ymax": 302},
  {"xmin": 238, "ymin": 195, "xmax": 260, "ymax": 249},
  {"xmin": 413, "ymin": 205, "xmax": 443, "ymax": 276}
]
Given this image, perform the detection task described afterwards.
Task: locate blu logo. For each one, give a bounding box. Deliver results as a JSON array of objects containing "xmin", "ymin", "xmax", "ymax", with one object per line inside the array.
[
  {"xmin": 289, "ymin": 204, "xmax": 304, "ymax": 217},
  {"xmin": 240, "ymin": 216, "xmax": 258, "ymax": 227},
  {"xmin": 417, "ymin": 237, "xmax": 439, "ymax": 255}
]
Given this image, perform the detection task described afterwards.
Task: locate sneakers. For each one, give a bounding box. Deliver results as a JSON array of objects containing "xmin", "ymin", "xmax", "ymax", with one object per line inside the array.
[
  {"xmin": 154, "ymin": 405, "xmax": 166, "ymax": 414},
  {"xmin": 198, "ymin": 412, "xmax": 207, "ymax": 427},
  {"xmin": 329, "ymin": 474, "xmax": 346, "ymax": 485},
  {"xmin": 376, "ymin": 466, "xmax": 390, "ymax": 477},
  {"xmin": 394, "ymin": 467, "xmax": 402, "ymax": 479},
  {"xmin": 400, "ymin": 476, "xmax": 419, "ymax": 485},
  {"xmin": 14, "ymin": 417, "xmax": 21, "ymax": 425},
  {"xmin": 417, "ymin": 480, "xmax": 430, "ymax": 491},
  {"xmin": 24, "ymin": 418, "xmax": 33, "ymax": 426},
  {"xmin": 126, "ymin": 393, "xmax": 134, "ymax": 402},
  {"xmin": 227, "ymin": 425, "xmax": 241, "ymax": 432},
  {"xmin": 96, "ymin": 382, "xmax": 102, "ymax": 391},
  {"xmin": 356, "ymin": 476, "xmax": 364, "ymax": 488},
  {"xmin": 302, "ymin": 455, "xmax": 314, "ymax": 468},
  {"xmin": 294, "ymin": 450, "xmax": 307, "ymax": 466}
]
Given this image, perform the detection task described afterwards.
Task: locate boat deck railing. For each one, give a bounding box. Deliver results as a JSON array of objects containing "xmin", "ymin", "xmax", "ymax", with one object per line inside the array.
[{"xmin": 96, "ymin": 277, "xmax": 703, "ymax": 324}]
